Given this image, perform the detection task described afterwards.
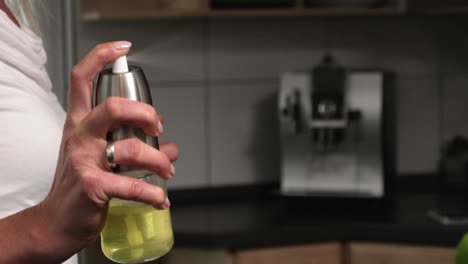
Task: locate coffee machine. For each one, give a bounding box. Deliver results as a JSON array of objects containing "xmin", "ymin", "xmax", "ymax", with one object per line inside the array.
[{"xmin": 279, "ymin": 55, "xmax": 395, "ymax": 198}]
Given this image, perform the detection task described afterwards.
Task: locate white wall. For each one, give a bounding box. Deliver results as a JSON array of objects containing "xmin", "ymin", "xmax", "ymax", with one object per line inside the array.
[{"xmin": 77, "ymin": 15, "xmax": 468, "ymax": 189}]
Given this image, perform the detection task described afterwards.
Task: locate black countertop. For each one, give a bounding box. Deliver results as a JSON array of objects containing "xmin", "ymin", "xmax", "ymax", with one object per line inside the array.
[{"xmin": 168, "ymin": 183, "xmax": 468, "ymax": 250}]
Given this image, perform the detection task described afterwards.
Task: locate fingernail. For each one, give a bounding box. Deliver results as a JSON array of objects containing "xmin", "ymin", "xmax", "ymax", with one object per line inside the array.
[
  {"xmin": 164, "ymin": 197, "xmax": 171, "ymax": 208},
  {"xmin": 158, "ymin": 120, "xmax": 164, "ymax": 134},
  {"xmin": 113, "ymin": 41, "xmax": 132, "ymax": 50},
  {"xmin": 169, "ymin": 164, "xmax": 176, "ymax": 178}
]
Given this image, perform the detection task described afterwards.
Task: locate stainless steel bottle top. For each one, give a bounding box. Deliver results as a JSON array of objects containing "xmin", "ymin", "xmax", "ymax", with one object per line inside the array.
[
  {"xmin": 94, "ymin": 65, "xmax": 153, "ymax": 106},
  {"xmin": 94, "ymin": 65, "xmax": 158, "ymax": 175}
]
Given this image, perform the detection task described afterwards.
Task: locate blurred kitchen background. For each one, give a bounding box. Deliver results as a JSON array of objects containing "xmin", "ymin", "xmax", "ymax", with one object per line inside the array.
[{"xmin": 38, "ymin": 0, "xmax": 468, "ymax": 263}]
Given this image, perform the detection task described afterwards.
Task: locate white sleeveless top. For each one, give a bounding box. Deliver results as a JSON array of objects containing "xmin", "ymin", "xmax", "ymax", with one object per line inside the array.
[{"xmin": 0, "ymin": 10, "xmax": 77, "ymax": 264}]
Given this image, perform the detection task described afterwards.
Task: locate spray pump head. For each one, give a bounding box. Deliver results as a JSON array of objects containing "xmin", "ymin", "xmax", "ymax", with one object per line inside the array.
[{"xmin": 113, "ymin": 55, "xmax": 129, "ymax": 74}]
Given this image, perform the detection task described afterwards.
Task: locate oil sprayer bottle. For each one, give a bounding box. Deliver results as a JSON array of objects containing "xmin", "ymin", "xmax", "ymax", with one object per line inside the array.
[{"xmin": 93, "ymin": 55, "xmax": 174, "ymax": 263}]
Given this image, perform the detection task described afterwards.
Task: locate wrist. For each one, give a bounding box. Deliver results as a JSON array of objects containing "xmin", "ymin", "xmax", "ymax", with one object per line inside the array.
[
  {"xmin": 28, "ymin": 203, "xmax": 64, "ymax": 262},
  {"xmin": 29, "ymin": 202, "xmax": 76, "ymax": 263},
  {"xmin": 0, "ymin": 203, "xmax": 70, "ymax": 263}
]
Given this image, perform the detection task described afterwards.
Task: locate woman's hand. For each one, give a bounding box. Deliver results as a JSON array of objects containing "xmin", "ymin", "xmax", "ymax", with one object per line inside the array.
[{"xmin": 36, "ymin": 41, "xmax": 179, "ymax": 262}]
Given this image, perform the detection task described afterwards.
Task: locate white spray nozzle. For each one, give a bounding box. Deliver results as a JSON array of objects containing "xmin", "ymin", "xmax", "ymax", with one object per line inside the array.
[{"xmin": 113, "ymin": 55, "xmax": 129, "ymax": 74}]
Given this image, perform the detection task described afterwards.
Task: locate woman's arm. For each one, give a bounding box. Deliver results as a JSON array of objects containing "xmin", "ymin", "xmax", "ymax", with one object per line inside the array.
[{"xmin": 0, "ymin": 204, "xmax": 57, "ymax": 263}]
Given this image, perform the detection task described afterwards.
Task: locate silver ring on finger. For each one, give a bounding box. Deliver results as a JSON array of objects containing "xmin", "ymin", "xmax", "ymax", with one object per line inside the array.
[{"xmin": 106, "ymin": 141, "xmax": 117, "ymax": 169}]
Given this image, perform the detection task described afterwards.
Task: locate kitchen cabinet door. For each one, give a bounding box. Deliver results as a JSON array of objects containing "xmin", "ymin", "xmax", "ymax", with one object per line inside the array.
[
  {"xmin": 233, "ymin": 242, "xmax": 343, "ymax": 264},
  {"xmin": 348, "ymin": 242, "xmax": 455, "ymax": 264},
  {"xmin": 81, "ymin": 243, "xmax": 235, "ymax": 264}
]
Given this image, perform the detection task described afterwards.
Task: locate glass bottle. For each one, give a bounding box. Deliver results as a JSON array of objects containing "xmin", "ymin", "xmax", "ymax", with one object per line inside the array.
[{"xmin": 93, "ymin": 56, "xmax": 173, "ymax": 263}]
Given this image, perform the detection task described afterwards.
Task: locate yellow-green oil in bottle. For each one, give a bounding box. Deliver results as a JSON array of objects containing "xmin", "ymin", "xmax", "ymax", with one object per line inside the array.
[{"xmin": 101, "ymin": 198, "xmax": 174, "ymax": 263}]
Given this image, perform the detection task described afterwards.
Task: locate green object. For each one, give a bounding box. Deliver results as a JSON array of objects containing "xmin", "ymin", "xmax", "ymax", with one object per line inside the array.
[{"xmin": 456, "ymin": 233, "xmax": 468, "ymax": 264}]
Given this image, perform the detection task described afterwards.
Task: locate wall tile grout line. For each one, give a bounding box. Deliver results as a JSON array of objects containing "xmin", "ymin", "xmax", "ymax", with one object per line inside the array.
[
  {"xmin": 436, "ymin": 20, "xmax": 443, "ymax": 158},
  {"xmin": 203, "ymin": 18, "xmax": 212, "ymax": 187}
]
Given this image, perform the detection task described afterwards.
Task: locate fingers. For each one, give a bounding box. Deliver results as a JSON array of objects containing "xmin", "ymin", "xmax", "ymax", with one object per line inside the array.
[
  {"xmin": 81, "ymin": 97, "xmax": 162, "ymax": 138},
  {"xmin": 68, "ymin": 41, "xmax": 132, "ymax": 123},
  {"xmin": 112, "ymin": 138, "xmax": 175, "ymax": 179},
  {"xmin": 160, "ymin": 142, "xmax": 179, "ymax": 162},
  {"xmin": 98, "ymin": 171, "xmax": 170, "ymax": 209}
]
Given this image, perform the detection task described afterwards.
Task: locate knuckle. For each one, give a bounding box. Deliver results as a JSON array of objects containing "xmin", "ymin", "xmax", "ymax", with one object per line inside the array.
[
  {"xmin": 103, "ymin": 97, "xmax": 122, "ymax": 119},
  {"xmin": 126, "ymin": 138, "xmax": 142, "ymax": 159},
  {"xmin": 95, "ymin": 44, "xmax": 113, "ymax": 60},
  {"xmin": 144, "ymin": 105, "xmax": 156, "ymax": 122},
  {"xmin": 153, "ymin": 187, "xmax": 165, "ymax": 204},
  {"xmin": 94, "ymin": 43, "xmax": 105, "ymax": 50},
  {"xmin": 70, "ymin": 64, "xmax": 83, "ymax": 82},
  {"xmin": 154, "ymin": 154, "xmax": 171, "ymax": 176},
  {"xmin": 161, "ymin": 156, "xmax": 172, "ymax": 172},
  {"xmin": 128, "ymin": 179, "xmax": 145, "ymax": 200}
]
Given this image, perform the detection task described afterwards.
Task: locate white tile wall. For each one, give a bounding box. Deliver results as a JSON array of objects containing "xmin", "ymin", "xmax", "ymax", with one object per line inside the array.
[
  {"xmin": 396, "ymin": 75, "xmax": 440, "ymax": 173},
  {"xmin": 209, "ymin": 82, "xmax": 280, "ymax": 185},
  {"xmin": 150, "ymin": 85, "xmax": 208, "ymax": 189},
  {"xmin": 441, "ymin": 75, "xmax": 468, "ymax": 142},
  {"xmin": 438, "ymin": 17, "xmax": 468, "ymax": 74},
  {"xmin": 208, "ymin": 17, "xmax": 326, "ymax": 81},
  {"xmin": 77, "ymin": 15, "xmax": 468, "ymax": 188},
  {"xmin": 326, "ymin": 17, "xmax": 440, "ymax": 75}
]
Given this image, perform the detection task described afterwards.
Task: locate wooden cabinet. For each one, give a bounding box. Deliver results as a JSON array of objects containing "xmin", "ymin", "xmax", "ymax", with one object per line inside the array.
[
  {"xmin": 347, "ymin": 242, "xmax": 455, "ymax": 264},
  {"xmin": 81, "ymin": 242, "xmax": 343, "ymax": 264},
  {"xmin": 81, "ymin": 240, "xmax": 455, "ymax": 264},
  {"xmin": 163, "ymin": 243, "xmax": 454, "ymax": 264},
  {"xmin": 160, "ymin": 243, "xmax": 343, "ymax": 264},
  {"xmin": 233, "ymin": 243, "xmax": 343, "ymax": 264}
]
